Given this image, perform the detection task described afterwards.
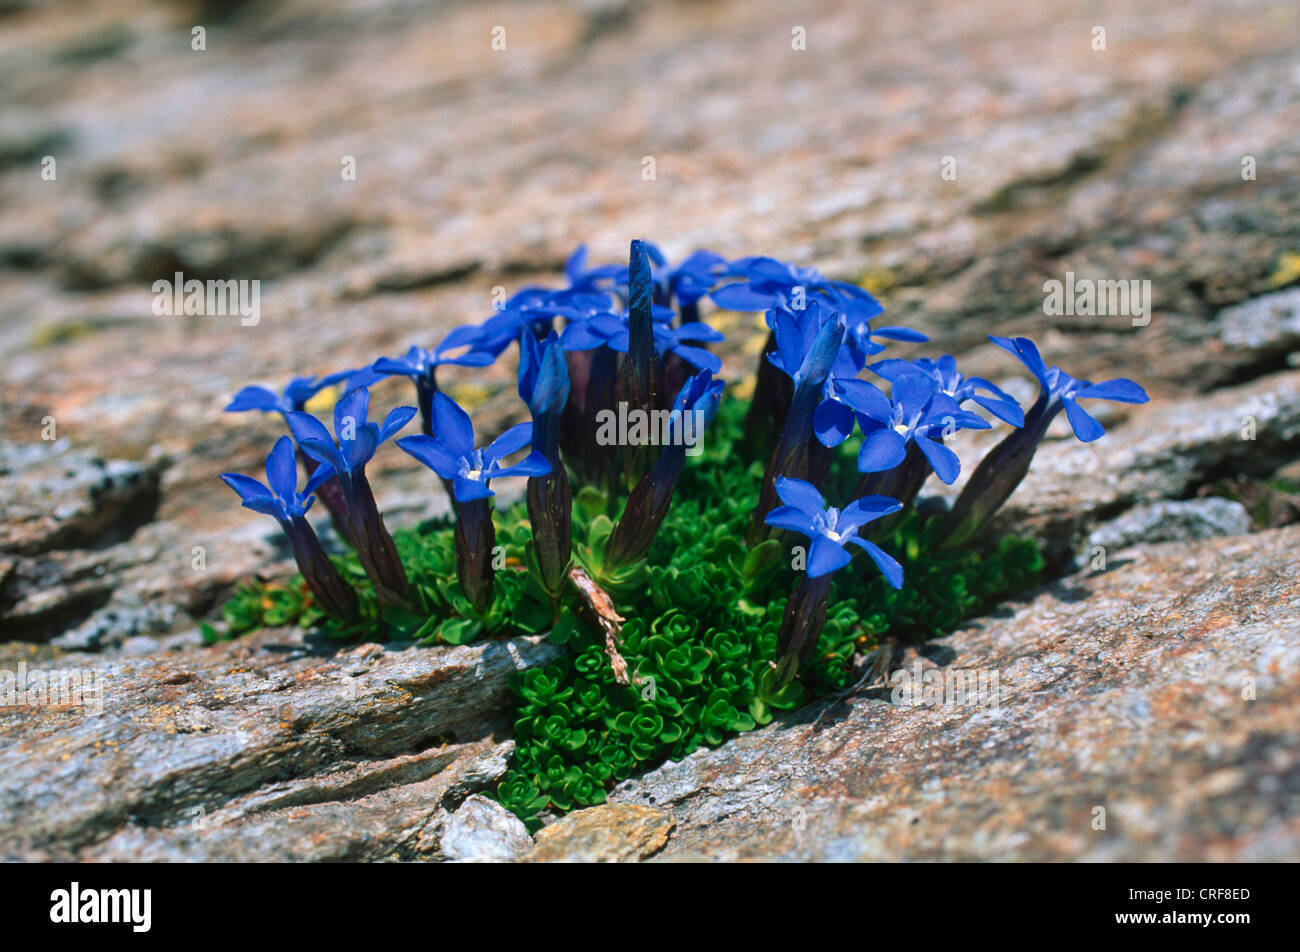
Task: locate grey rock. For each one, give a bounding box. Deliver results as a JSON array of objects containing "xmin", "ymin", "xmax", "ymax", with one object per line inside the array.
[
  {"xmin": 441, "ymin": 794, "xmax": 534, "ymax": 863},
  {"xmin": 572, "ymin": 526, "xmax": 1300, "ymax": 862},
  {"xmin": 1212, "ymin": 287, "xmax": 1300, "ymax": 355},
  {"xmin": 0, "ymin": 631, "xmax": 560, "ymax": 860},
  {"xmin": 1088, "ymin": 497, "xmax": 1252, "ymax": 552}
]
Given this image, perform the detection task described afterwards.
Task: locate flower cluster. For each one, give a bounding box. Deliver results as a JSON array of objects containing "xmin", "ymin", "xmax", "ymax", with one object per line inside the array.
[{"xmin": 218, "ymin": 238, "xmax": 1146, "ymax": 820}]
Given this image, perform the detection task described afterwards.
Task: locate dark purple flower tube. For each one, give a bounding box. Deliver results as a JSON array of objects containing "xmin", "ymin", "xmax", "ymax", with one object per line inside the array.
[
  {"xmin": 616, "ymin": 239, "xmax": 662, "ymax": 488},
  {"xmin": 454, "ymin": 496, "xmax": 496, "ymax": 613},
  {"xmin": 397, "ymin": 392, "xmax": 551, "ymax": 613},
  {"xmin": 519, "ymin": 331, "xmax": 573, "ymax": 597},
  {"xmin": 605, "ymin": 370, "xmax": 724, "ymax": 570},
  {"xmin": 279, "ymin": 515, "xmax": 360, "ymax": 620},
  {"xmin": 287, "ymin": 387, "xmax": 417, "ymax": 609}
]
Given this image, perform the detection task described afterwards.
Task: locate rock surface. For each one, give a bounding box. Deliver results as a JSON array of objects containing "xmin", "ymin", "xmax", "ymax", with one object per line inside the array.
[
  {"xmin": 532, "ymin": 526, "xmax": 1298, "ymax": 862},
  {"xmin": 1087, "ymin": 496, "xmax": 1252, "ymax": 551},
  {"xmin": 526, "ymin": 803, "xmax": 675, "ymax": 863},
  {"xmin": 0, "ymin": 631, "xmax": 559, "ymax": 861},
  {"xmin": 1, "ymin": 0, "xmax": 1299, "ymax": 861},
  {"xmin": 442, "ymin": 794, "xmax": 534, "ymax": 863}
]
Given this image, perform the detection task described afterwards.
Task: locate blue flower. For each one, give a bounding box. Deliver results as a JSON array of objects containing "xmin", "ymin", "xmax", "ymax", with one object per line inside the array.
[
  {"xmin": 611, "ymin": 243, "xmax": 727, "ymax": 310},
  {"xmin": 853, "ymin": 375, "xmax": 990, "ymax": 483},
  {"xmin": 989, "ymin": 336, "xmax": 1148, "ymax": 441},
  {"xmin": 220, "ymin": 436, "xmax": 334, "ymax": 522},
  {"xmin": 563, "ymin": 244, "xmax": 624, "ymax": 293},
  {"xmin": 286, "ymin": 386, "xmax": 416, "ymax": 477},
  {"xmin": 870, "ymin": 355, "xmax": 1025, "ymax": 427},
  {"xmin": 396, "ymin": 392, "xmax": 550, "ymax": 503},
  {"xmin": 220, "ymin": 437, "xmax": 359, "ymax": 619},
  {"xmin": 841, "ymin": 315, "xmax": 927, "ymax": 372},
  {"xmin": 711, "ymin": 257, "xmax": 868, "ymax": 313},
  {"xmin": 284, "ymin": 387, "xmax": 415, "ymax": 607},
  {"xmin": 762, "ymin": 299, "xmax": 892, "ymax": 447},
  {"xmin": 764, "ymin": 477, "xmax": 904, "ymax": 585},
  {"xmin": 225, "ymin": 370, "xmax": 355, "ymax": 416},
  {"xmin": 940, "ymin": 336, "xmax": 1150, "ymax": 547},
  {"xmin": 372, "ymin": 343, "xmax": 494, "ymax": 380},
  {"xmin": 557, "ymin": 304, "xmax": 724, "ymax": 372}
]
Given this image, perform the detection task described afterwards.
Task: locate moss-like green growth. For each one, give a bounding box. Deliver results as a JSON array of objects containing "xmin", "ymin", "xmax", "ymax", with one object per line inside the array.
[{"xmin": 209, "ymin": 397, "xmax": 1042, "ymax": 824}]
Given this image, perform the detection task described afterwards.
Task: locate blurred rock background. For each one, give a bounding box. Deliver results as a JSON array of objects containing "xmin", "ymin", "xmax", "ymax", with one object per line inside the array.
[{"xmin": 1, "ymin": 0, "xmax": 1298, "ymax": 860}]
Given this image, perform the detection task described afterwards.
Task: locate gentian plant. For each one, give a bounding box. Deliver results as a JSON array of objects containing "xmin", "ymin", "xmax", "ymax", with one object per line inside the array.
[{"xmin": 212, "ymin": 239, "xmax": 1146, "ymax": 825}]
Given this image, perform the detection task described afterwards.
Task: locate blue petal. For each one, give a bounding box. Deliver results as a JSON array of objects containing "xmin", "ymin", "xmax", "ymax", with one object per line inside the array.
[
  {"xmin": 672, "ymin": 344, "xmax": 722, "ymax": 374},
  {"xmin": 838, "ymin": 495, "xmax": 903, "ymax": 534},
  {"xmin": 220, "ymin": 472, "xmax": 275, "ymax": 513},
  {"xmin": 302, "ymin": 462, "xmax": 337, "ymax": 496},
  {"xmin": 763, "ymin": 505, "xmax": 816, "ymax": 537},
  {"xmin": 813, "ymin": 398, "xmax": 856, "ymax": 448},
  {"xmin": 432, "ymin": 392, "xmax": 475, "ymax": 457},
  {"xmin": 774, "ymin": 476, "xmax": 826, "ymax": 516},
  {"xmin": 484, "ymin": 421, "xmax": 533, "ymax": 463},
  {"xmin": 560, "ymin": 321, "xmax": 607, "ymax": 351},
  {"xmin": 397, "ymin": 435, "xmax": 463, "ymax": 479},
  {"xmin": 674, "ymin": 323, "xmax": 725, "ymax": 343},
  {"xmin": 295, "ymin": 438, "xmax": 345, "ymax": 471},
  {"xmin": 334, "ymin": 386, "xmax": 370, "ymax": 440},
  {"xmin": 891, "ymin": 374, "xmax": 936, "ymax": 414},
  {"xmin": 972, "ymin": 393, "xmax": 1025, "ymax": 427},
  {"xmin": 807, "ymin": 535, "xmax": 852, "ymax": 578},
  {"xmin": 872, "ymin": 325, "xmax": 927, "ymax": 343},
  {"xmin": 1074, "ymin": 378, "xmax": 1149, "ymax": 404},
  {"xmin": 834, "ymin": 378, "xmax": 893, "ymax": 420},
  {"xmin": 710, "ymin": 284, "xmax": 779, "ymax": 311},
  {"xmin": 342, "ymin": 424, "xmax": 378, "ymax": 471},
  {"xmin": 371, "ymin": 356, "xmax": 419, "ymax": 378},
  {"xmin": 492, "ymin": 450, "xmax": 552, "ymax": 479},
  {"xmin": 378, "ymin": 406, "xmax": 417, "ymax": 443},
  {"xmin": 866, "ymin": 358, "xmax": 920, "ymax": 383},
  {"xmin": 915, "ymin": 434, "xmax": 961, "ymax": 484},
  {"xmin": 225, "ymin": 385, "xmax": 284, "ymax": 413},
  {"xmin": 264, "ymin": 436, "xmax": 299, "ymax": 500},
  {"xmin": 440, "ymin": 323, "xmax": 489, "ymax": 353},
  {"xmin": 1063, "ymin": 396, "xmax": 1105, "ymax": 442},
  {"xmin": 857, "ymin": 429, "xmax": 907, "ymax": 473},
  {"xmin": 454, "ymin": 476, "xmax": 495, "ymax": 503},
  {"xmin": 846, "ymin": 537, "xmax": 904, "ymax": 589}
]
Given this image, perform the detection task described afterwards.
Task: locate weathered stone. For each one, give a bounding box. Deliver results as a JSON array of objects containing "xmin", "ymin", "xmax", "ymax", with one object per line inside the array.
[
  {"xmin": 441, "ymin": 794, "xmax": 534, "ymax": 863},
  {"xmin": 2, "ymin": 0, "xmax": 1299, "ymax": 863},
  {"xmin": 1211, "ymin": 287, "xmax": 1300, "ymax": 356},
  {"xmin": 527, "ymin": 804, "xmax": 674, "ymax": 863},
  {"xmin": 594, "ymin": 526, "xmax": 1300, "ymax": 862},
  {"xmin": 0, "ymin": 631, "xmax": 559, "ymax": 860},
  {"xmin": 1087, "ymin": 497, "xmax": 1252, "ymax": 552}
]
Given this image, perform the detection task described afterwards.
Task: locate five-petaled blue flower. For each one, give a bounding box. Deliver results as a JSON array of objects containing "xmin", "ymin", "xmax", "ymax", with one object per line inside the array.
[
  {"xmin": 286, "ymin": 386, "xmax": 416, "ymax": 477},
  {"xmin": 870, "ymin": 355, "xmax": 1025, "ymax": 427},
  {"xmin": 397, "ymin": 392, "xmax": 551, "ymax": 503},
  {"xmin": 371, "ymin": 343, "xmax": 493, "ymax": 381},
  {"xmin": 559, "ymin": 306, "xmax": 723, "ymax": 372},
  {"xmin": 220, "ymin": 436, "xmax": 334, "ymax": 522},
  {"xmin": 225, "ymin": 370, "xmax": 355, "ymax": 417},
  {"xmin": 853, "ymin": 375, "xmax": 990, "ymax": 483},
  {"xmin": 764, "ymin": 477, "xmax": 904, "ymax": 586},
  {"xmin": 990, "ymin": 335, "xmax": 1148, "ymax": 441}
]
